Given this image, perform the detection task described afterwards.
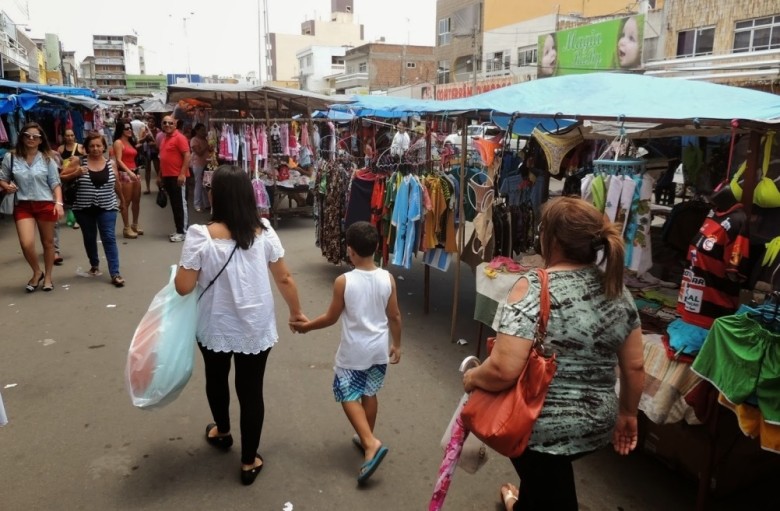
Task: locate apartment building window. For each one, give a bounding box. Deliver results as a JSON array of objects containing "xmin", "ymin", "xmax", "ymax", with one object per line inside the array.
[
  {"xmin": 676, "ymin": 27, "xmax": 715, "ymax": 57},
  {"xmin": 733, "ymin": 15, "xmax": 780, "ymax": 53},
  {"xmin": 437, "ymin": 60, "xmax": 450, "ymax": 85},
  {"xmin": 517, "ymin": 46, "xmax": 537, "ymax": 66},
  {"xmin": 438, "ymin": 17, "xmax": 452, "ymax": 46},
  {"xmin": 486, "ymin": 50, "xmax": 510, "ymax": 72},
  {"xmin": 299, "ymin": 57, "xmax": 305, "ymax": 70},
  {"xmin": 406, "ymin": 62, "xmax": 416, "ymax": 68},
  {"xmin": 359, "ymin": 62, "xmax": 367, "ymax": 73},
  {"xmin": 332, "ymin": 56, "xmax": 344, "ymax": 65}
]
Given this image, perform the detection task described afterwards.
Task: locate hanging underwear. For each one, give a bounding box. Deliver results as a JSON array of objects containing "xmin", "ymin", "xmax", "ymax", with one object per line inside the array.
[{"xmin": 531, "ymin": 127, "xmax": 584, "ymax": 176}]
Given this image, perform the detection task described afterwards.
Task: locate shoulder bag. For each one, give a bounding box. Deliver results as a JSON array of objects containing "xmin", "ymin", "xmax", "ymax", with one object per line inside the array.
[
  {"xmin": 460, "ymin": 268, "xmax": 557, "ymax": 458},
  {"xmin": 0, "ymin": 154, "xmax": 15, "ymax": 215}
]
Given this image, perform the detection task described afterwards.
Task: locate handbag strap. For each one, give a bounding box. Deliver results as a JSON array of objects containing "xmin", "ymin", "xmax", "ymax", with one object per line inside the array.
[
  {"xmin": 198, "ymin": 242, "xmax": 239, "ymax": 302},
  {"xmin": 534, "ymin": 268, "xmax": 551, "ymax": 346}
]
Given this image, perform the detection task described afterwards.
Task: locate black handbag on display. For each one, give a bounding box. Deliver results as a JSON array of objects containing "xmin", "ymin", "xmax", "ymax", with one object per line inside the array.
[{"xmin": 156, "ymin": 189, "xmax": 168, "ymax": 208}]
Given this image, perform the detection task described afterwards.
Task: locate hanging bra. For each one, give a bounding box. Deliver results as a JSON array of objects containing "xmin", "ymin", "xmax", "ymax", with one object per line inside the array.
[{"xmin": 532, "ymin": 127, "xmax": 584, "ymax": 176}]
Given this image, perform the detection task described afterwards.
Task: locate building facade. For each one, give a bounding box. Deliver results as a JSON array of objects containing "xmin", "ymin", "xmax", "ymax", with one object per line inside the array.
[
  {"xmin": 268, "ymin": 0, "xmax": 364, "ymax": 85},
  {"xmin": 434, "ymin": 0, "xmax": 659, "ymax": 97},
  {"xmin": 334, "ymin": 43, "xmax": 436, "ymax": 95},
  {"xmin": 0, "ymin": 10, "xmax": 34, "ymax": 81},
  {"xmin": 645, "ymin": 0, "xmax": 780, "ymax": 89},
  {"xmin": 125, "ymin": 74, "xmax": 167, "ymax": 95},
  {"xmin": 92, "ymin": 34, "xmax": 140, "ymax": 93},
  {"xmin": 297, "ymin": 45, "xmax": 346, "ymax": 94},
  {"xmin": 435, "ymin": 0, "xmax": 778, "ymax": 95}
]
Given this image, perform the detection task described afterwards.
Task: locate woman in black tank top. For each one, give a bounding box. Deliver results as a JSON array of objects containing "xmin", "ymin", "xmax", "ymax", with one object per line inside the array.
[{"xmin": 57, "ymin": 129, "xmax": 85, "ymax": 160}]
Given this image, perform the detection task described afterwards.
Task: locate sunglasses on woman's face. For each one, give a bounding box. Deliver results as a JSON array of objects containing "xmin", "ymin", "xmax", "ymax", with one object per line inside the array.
[
  {"xmin": 162, "ymin": 121, "xmax": 175, "ymax": 126},
  {"xmin": 124, "ymin": 126, "xmax": 133, "ymax": 130},
  {"xmin": 23, "ymin": 132, "xmax": 42, "ymax": 140}
]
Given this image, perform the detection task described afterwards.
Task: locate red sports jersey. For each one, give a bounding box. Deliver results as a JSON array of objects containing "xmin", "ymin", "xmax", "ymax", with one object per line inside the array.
[{"xmin": 677, "ymin": 204, "xmax": 749, "ymax": 328}]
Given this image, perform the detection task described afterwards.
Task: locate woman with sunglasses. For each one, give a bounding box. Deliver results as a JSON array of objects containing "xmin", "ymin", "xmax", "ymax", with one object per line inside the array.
[
  {"xmin": 0, "ymin": 122, "xmax": 63, "ymax": 292},
  {"xmin": 61, "ymin": 132, "xmax": 125, "ymax": 287},
  {"xmin": 112, "ymin": 119, "xmax": 144, "ymax": 239}
]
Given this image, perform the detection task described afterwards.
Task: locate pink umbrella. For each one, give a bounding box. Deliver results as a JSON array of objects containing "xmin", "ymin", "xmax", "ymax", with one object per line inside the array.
[{"xmin": 430, "ymin": 356, "xmax": 481, "ymax": 511}]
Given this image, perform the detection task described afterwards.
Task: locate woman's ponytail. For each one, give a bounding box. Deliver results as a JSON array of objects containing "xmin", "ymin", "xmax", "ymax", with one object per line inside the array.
[{"xmin": 600, "ymin": 222, "xmax": 625, "ymax": 299}]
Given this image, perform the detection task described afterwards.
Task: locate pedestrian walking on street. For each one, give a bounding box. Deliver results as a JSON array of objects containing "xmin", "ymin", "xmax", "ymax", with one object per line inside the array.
[
  {"xmin": 174, "ymin": 164, "xmax": 307, "ymax": 486},
  {"xmin": 461, "ymin": 197, "xmax": 645, "ymax": 510},
  {"xmin": 60, "ymin": 131, "xmax": 125, "ymax": 287},
  {"xmin": 143, "ymin": 116, "xmax": 160, "ymax": 195},
  {"xmin": 113, "ymin": 120, "xmax": 144, "ymax": 239},
  {"xmin": 157, "ymin": 114, "xmax": 190, "ymax": 242},
  {"xmin": 189, "ymin": 123, "xmax": 211, "ymax": 212},
  {"xmin": 0, "ymin": 122, "xmax": 63, "ymax": 292},
  {"xmin": 291, "ymin": 221, "xmax": 402, "ymax": 485}
]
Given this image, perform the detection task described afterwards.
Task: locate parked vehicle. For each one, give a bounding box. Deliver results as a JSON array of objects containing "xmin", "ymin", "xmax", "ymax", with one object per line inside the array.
[{"xmin": 444, "ymin": 123, "xmax": 503, "ymax": 149}]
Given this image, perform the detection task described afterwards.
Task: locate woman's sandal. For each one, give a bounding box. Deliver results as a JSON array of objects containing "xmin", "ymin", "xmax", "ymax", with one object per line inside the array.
[
  {"xmin": 111, "ymin": 275, "xmax": 125, "ymax": 288},
  {"xmin": 205, "ymin": 423, "xmax": 233, "ymax": 451},
  {"xmin": 25, "ymin": 272, "xmax": 45, "ymax": 293},
  {"xmin": 500, "ymin": 483, "xmax": 519, "ymax": 510}
]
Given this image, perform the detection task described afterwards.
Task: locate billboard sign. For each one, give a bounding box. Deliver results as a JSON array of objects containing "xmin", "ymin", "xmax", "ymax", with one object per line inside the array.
[{"xmin": 538, "ymin": 15, "xmax": 644, "ymax": 78}]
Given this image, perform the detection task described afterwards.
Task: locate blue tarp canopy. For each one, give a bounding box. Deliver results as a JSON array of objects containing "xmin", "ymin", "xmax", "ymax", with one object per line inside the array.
[
  {"xmin": 332, "ymin": 73, "xmax": 780, "ymax": 132},
  {"xmin": 330, "ymin": 94, "xmax": 572, "ymax": 135},
  {"xmin": 0, "ymin": 92, "xmax": 39, "ymax": 114},
  {"xmin": 0, "ymin": 79, "xmax": 96, "ymax": 97}
]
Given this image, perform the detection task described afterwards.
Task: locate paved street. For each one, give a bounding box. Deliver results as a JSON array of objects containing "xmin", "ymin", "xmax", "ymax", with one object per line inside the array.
[{"xmin": 0, "ymin": 192, "xmax": 767, "ymax": 510}]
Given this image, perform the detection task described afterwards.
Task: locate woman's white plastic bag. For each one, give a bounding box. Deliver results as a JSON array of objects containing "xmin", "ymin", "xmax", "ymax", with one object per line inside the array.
[{"xmin": 126, "ymin": 265, "xmax": 197, "ymax": 409}]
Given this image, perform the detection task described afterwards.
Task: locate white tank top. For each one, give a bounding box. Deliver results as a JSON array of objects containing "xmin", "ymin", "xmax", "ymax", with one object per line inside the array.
[{"xmin": 334, "ymin": 268, "xmax": 392, "ymax": 370}]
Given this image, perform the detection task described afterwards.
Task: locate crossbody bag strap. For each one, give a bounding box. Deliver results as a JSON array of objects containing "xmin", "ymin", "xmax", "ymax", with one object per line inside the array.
[
  {"xmin": 534, "ymin": 268, "xmax": 550, "ymax": 346},
  {"xmin": 198, "ymin": 242, "xmax": 239, "ymax": 302}
]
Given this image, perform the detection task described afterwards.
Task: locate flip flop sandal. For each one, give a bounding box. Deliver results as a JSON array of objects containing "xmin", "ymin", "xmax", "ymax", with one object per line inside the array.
[{"xmin": 357, "ymin": 446, "xmax": 388, "ymax": 484}]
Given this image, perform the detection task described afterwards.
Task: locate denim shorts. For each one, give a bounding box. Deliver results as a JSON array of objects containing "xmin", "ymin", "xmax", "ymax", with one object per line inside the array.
[{"xmin": 332, "ymin": 364, "xmax": 387, "ymax": 402}]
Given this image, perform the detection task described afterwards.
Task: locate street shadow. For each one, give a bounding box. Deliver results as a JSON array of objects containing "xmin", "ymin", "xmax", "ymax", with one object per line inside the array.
[{"xmin": 113, "ymin": 441, "xmax": 237, "ymax": 508}]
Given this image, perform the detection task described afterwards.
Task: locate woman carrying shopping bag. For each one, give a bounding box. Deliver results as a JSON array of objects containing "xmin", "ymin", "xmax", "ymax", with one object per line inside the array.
[
  {"xmin": 462, "ymin": 197, "xmax": 645, "ymax": 510},
  {"xmin": 173, "ymin": 165, "xmax": 307, "ymax": 485}
]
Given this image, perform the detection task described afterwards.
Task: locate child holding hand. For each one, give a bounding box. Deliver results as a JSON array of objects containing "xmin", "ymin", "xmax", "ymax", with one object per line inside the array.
[{"xmin": 291, "ymin": 221, "xmax": 402, "ymax": 484}]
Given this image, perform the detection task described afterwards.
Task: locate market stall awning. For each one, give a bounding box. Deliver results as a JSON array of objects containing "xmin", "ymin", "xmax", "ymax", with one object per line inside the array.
[
  {"xmin": 165, "ymin": 83, "xmax": 351, "ymax": 116},
  {"xmin": 439, "ymin": 73, "xmax": 780, "ymax": 127},
  {"xmin": 0, "ymin": 79, "xmax": 96, "ymax": 97},
  {"xmin": 0, "ymin": 92, "xmax": 39, "ymax": 114},
  {"xmin": 333, "ymin": 73, "xmax": 780, "ymax": 130}
]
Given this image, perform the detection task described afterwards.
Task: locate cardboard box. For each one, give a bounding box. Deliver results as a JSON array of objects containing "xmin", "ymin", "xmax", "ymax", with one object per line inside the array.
[{"xmin": 640, "ymin": 410, "xmax": 780, "ymax": 496}]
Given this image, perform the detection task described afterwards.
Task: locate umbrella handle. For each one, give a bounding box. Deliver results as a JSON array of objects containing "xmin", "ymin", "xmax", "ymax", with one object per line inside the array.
[{"xmin": 459, "ymin": 356, "xmax": 480, "ymax": 373}]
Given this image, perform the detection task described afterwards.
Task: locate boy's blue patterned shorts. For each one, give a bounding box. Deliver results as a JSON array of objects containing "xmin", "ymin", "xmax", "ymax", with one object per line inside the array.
[{"xmin": 332, "ymin": 364, "xmax": 387, "ymax": 402}]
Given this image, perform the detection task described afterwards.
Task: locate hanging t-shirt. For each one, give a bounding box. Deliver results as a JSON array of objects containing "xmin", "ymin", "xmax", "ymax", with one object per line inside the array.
[{"xmin": 677, "ymin": 204, "xmax": 749, "ymax": 328}]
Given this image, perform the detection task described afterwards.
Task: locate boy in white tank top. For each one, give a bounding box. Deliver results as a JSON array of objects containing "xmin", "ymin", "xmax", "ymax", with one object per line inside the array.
[{"xmin": 291, "ymin": 221, "xmax": 402, "ymax": 485}]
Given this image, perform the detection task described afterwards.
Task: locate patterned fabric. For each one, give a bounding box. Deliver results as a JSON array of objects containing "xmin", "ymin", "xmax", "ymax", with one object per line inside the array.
[
  {"xmin": 332, "ymin": 364, "xmax": 387, "ymax": 402},
  {"xmin": 494, "ymin": 267, "xmax": 640, "ymax": 455},
  {"xmin": 320, "ymin": 161, "xmax": 351, "ymax": 264}
]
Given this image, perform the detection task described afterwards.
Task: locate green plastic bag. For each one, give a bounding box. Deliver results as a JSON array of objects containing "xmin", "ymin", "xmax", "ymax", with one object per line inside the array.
[{"xmin": 66, "ymin": 209, "xmax": 76, "ymax": 227}]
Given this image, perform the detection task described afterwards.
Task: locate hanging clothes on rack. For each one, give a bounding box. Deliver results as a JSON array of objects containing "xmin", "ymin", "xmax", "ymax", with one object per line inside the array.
[{"xmin": 531, "ymin": 126, "xmax": 584, "ymax": 176}]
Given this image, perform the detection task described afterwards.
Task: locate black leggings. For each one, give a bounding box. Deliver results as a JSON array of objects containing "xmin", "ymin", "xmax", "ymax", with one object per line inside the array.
[
  {"xmin": 510, "ymin": 449, "xmax": 593, "ymax": 510},
  {"xmin": 198, "ymin": 343, "xmax": 271, "ymax": 465}
]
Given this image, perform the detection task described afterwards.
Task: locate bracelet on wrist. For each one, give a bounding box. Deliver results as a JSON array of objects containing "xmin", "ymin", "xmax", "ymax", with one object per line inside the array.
[{"xmin": 55, "ymin": 201, "xmax": 63, "ymax": 206}]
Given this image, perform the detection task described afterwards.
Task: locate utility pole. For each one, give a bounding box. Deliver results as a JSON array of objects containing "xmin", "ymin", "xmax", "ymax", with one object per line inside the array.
[{"xmin": 471, "ymin": 24, "xmax": 478, "ymax": 96}]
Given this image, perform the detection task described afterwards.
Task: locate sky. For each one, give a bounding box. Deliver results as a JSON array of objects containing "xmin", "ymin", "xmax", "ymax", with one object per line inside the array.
[{"xmin": 7, "ymin": 0, "xmax": 436, "ymax": 78}]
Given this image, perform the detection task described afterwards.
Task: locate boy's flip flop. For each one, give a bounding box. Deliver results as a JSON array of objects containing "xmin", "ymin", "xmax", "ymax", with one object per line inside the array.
[{"xmin": 357, "ymin": 446, "xmax": 388, "ymax": 484}]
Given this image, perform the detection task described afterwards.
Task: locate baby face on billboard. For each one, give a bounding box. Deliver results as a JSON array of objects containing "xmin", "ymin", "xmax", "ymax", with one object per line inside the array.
[{"xmin": 618, "ymin": 17, "xmax": 641, "ymax": 68}]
